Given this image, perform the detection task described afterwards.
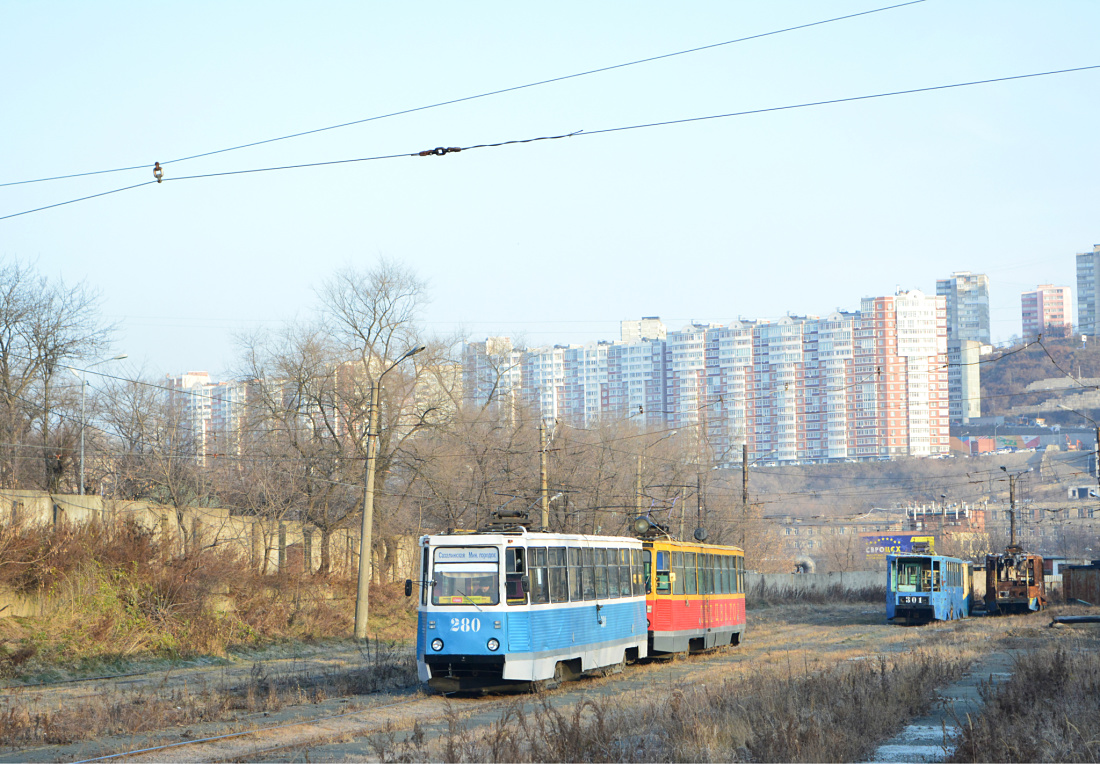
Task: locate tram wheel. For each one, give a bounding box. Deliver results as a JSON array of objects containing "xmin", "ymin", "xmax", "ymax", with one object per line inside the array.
[{"xmin": 534, "ymin": 661, "xmax": 566, "ymax": 692}]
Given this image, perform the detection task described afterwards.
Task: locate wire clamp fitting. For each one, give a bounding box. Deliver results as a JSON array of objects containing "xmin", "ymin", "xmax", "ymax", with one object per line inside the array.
[
  {"xmin": 416, "ymin": 146, "xmax": 461, "ymax": 157},
  {"xmin": 153, "ymin": 162, "xmax": 164, "ymax": 183}
]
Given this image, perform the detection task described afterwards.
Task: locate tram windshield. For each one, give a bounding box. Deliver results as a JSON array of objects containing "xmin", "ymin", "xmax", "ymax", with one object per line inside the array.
[
  {"xmin": 432, "ymin": 566, "xmax": 500, "ymax": 606},
  {"xmin": 430, "ymin": 546, "xmax": 501, "ymax": 606},
  {"xmin": 896, "ymin": 561, "xmax": 927, "ymax": 592}
]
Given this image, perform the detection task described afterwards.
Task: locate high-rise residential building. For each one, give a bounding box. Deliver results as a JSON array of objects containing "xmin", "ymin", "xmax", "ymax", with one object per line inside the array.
[
  {"xmin": 1076, "ymin": 245, "xmax": 1100, "ymax": 336},
  {"xmin": 936, "ymin": 271, "xmax": 990, "ymax": 344},
  {"xmin": 947, "ymin": 339, "xmax": 981, "ymax": 424},
  {"xmin": 464, "ymin": 295, "xmax": 950, "ymax": 463},
  {"xmin": 462, "ymin": 337, "xmax": 523, "ymax": 413},
  {"xmin": 621, "ymin": 317, "xmax": 667, "ymax": 344},
  {"xmin": 166, "ymin": 372, "xmax": 252, "ymax": 460},
  {"xmin": 1021, "ymin": 284, "xmax": 1072, "ymax": 340}
]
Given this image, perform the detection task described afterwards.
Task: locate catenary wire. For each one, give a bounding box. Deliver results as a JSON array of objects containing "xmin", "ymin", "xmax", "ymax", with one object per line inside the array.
[
  {"xmin": 0, "ymin": 0, "xmax": 927, "ymax": 188},
  {"xmin": 5, "ymin": 62, "xmax": 1100, "ymax": 223}
]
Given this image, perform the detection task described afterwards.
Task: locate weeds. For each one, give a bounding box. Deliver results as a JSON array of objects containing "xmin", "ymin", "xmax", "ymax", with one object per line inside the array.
[
  {"xmin": 409, "ymin": 646, "xmax": 971, "ymax": 762},
  {"xmin": 0, "ymin": 642, "xmax": 417, "ymax": 748},
  {"xmin": 749, "ymin": 581, "xmax": 886, "ymax": 605},
  {"xmin": 0, "ymin": 519, "xmax": 416, "ymax": 680},
  {"xmin": 948, "ymin": 644, "xmax": 1100, "ymax": 763}
]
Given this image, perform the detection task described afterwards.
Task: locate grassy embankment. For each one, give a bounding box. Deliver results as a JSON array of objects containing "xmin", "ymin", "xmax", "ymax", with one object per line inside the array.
[{"xmin": 0, "ymin": 519, "xmax": 417, "ymax": 681}]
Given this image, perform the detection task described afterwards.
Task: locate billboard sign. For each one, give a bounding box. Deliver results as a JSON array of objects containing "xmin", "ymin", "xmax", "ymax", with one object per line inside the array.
[{"xmin": 860, "ymin": 532, "xmax": 935, "ymax": 562}]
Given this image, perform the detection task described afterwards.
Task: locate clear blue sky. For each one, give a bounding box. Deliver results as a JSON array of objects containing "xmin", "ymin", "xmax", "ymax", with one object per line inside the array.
[{"xmin": 3, "ymin": 1, "xmax": 1098, "ymax": 380}]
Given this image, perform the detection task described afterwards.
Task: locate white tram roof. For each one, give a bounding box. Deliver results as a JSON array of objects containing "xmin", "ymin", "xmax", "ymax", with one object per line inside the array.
[{"xmin": 421, "ymin": 529, "xmax": 642, "ymax": 546}]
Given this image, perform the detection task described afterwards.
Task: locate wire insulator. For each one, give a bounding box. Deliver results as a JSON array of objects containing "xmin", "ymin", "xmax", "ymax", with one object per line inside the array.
[
  {"xmin": 416, "ymin": 147, "xmax": 461, "ymax": 157},
  {"xmin": 153, "ymin": 162, "xmax": 164, "ymax": 183}
]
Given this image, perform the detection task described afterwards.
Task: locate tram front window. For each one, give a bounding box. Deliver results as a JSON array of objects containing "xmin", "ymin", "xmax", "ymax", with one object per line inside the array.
[
  {"xmin": 432, "ymin": 569, "xmax": 500, "ymax": 605},
  {"xmin": 897, "ymin": 562, "xmax": 925, "ymax": 592}
]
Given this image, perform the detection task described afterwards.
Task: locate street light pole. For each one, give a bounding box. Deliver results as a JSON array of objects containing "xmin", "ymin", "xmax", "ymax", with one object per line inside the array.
[
  {"xmin": 77, "ymin": 354, "xmax": 127, "ymax": 496},
  {"xmin": 354, "ymin": 345, "xmax": 425, "ymax": 641}
]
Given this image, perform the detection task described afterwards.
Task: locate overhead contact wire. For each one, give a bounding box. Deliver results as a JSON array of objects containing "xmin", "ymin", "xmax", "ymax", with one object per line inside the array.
[{"xmin": 1, "ymin": 0, "xmax": 926, "ymax": 188}]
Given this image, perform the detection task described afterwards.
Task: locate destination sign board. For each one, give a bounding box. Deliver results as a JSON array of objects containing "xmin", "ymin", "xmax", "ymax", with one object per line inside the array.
[{"xmin": 434, "ymin": 547, "xmax": 499, "ymax": 563}]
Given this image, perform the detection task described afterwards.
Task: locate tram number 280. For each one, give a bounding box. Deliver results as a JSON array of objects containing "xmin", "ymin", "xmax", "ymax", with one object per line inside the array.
[{"xmin": 450, "ymin": 617, "xmax": 481, "ymax": 632}]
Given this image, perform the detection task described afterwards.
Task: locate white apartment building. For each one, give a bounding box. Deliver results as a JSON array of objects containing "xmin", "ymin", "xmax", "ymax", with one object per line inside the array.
[
  {"xmin": 462, "ymin": 295, "xmax": 952, "ymax": 463},
  {"xmin": 937, "ymin": 271, "xmax": 991, "ymax": 344},
  {"xmin": 1076, "ymin": 244, "xmax": 1100, "ymax": 336},
  {"xmin": 166, "ymin": 371, "xmax": 252, "ymax": 460}
]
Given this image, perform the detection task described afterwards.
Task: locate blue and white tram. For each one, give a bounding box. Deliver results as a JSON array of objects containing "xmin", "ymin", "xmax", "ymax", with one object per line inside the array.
[
  {"xmin": 886, "ymin": 553, "xmax": 973, "ymax": 625},
  {"xmin": 408, "ymin": 529, "xmax": 648, "ymax": 692}
]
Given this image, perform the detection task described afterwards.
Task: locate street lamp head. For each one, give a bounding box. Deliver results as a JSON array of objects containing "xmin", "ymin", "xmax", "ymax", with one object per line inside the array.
[
  {"xmin": 1000, "ymin": 465, "xmax": 1007, "ymax": 472},
  {"xmin": 402, "ymin": 345, "xmax": 427, "ymax": 361}
]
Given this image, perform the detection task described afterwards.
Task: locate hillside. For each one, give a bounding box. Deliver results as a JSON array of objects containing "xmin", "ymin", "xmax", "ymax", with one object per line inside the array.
[{"xmin": 980, "ymin": 333, "xmax": 1100, "ymax": 420}]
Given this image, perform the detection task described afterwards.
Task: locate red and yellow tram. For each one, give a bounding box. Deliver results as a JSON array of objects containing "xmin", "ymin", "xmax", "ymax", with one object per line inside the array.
[{"xmin": 642, "ymin": 538, "xmax": 746, "ymax": 653}]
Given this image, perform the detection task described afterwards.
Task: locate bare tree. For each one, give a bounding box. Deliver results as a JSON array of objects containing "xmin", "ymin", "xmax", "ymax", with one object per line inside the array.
[{"xmin": 0, "ymin": 261, "xmax": 113, "ymax": 491}]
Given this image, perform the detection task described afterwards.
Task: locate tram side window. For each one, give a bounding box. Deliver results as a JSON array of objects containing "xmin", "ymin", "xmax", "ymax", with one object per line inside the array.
[
  {"xmin": 643, "ymin": 550, "xmax": 652, "ymax": 594},
  {"xmin": 737, "ymin": 556, "xmax": 744, "ymax": 594},
  {"xmin": 582, "ymin": 547, "xmax": 596, "ymax": 600},
  {"xmin": 656, "ymin": 550, "xmax": 671, "ymax": 594},
  {"xmin": 672, "ymin": 552, "xmax": 684, "ymax": 595},
  {"xmin": 705, "ymin": 555, "xmax": 715, "ymax": 595},
  {"xmin": 632, "ymin": 549, "xmax": 644, "ymax": 596},
  {"xmin": 568, "ymin": 547, "xmax": 582, "ymax": 601},
  {"xmin": 530, "ymin": 547, "xmax": 550, "ymax": 604},
  {"xmin": 685, "ymin": 552, "xmax": 697, "ymax": 595},
  {"xmin": 606, "ymin": 549, "xmax": 621, "ymax": 598},
  {"xmin": 722, "ymin": 556, "xmax": 731, "ymax": 594},
  {"xmin": 548, "ymin": 547, "xmax": 568, "ymax": 603},
  {"xmin": 595, "ymin": 548, "xmax": 610, "ymax": 598},
  {"xmin": 619, "ymin": 549, "xmax": 632, "ymax": 597}
]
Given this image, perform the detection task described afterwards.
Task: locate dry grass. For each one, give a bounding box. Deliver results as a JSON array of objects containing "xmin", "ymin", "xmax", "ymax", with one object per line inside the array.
[
  {"xmin": 0, "ymin": 519, "xmax": 416, "ymax": 681},
  {"xmin": 748, "ymin": 581, "xmax": 886, "ymax": 605},
  {"xmin": 948, "ymin": 642, "xmax": 1100, "ymax": 763},
  {"xmin": 368, "ymin": 644, "xmax": 977, "ymax": 763},
  {"xmin": 0, "ymin": 641, "xmax": 416, "ymax": 748}
]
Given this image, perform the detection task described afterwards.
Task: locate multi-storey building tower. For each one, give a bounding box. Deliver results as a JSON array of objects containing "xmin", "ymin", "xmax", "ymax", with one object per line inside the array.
[
  {"xmin": 462, "ymin": 297, "xmax": 950, "ymax": 463},
  {"xmin": 1076, "ymin": 245, "xmax": 1100, "ymax": 336},
  {"xmin": 946, "ymin": 339, "xmax": 981, "ymax": 424},
  {"xmin": 1021, "ymin": 284, "xmax": 1072, "ymax": 340},
  {"xmin": 621, "ymin": 317, "xmax": 667, "ymax": 344},
  {"xmin": 166, "ymin": 372, "xmax": 252, "ymax": 460},
  {"xmin": 462, "ymin": 337, "xmax": 523, "ymax": 413},
  {"xmin": 936, "ymin": 271, "xmax": 991, "ymax": 344},
  {"xmin": 607, "ymin": 338, "xmax": 666, "ymax": 428}
]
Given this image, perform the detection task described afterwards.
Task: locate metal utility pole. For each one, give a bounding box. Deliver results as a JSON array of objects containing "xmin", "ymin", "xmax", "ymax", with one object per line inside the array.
[
  {"xmin": 1008, "ymin": 473, "xmax": 1017, "ymax": 549},
  {"xmin": 540, "ymin": 422, "xmax": 549, "ymax": 529},
  {"xmin": 636, "ymin": 452, "xmax": 644, "ymax": 516},
  {"xmin": 75, "ymin": 354, "xmax": 127, "ymax": 495},
  {"xmin": 354, "ymin": 346, "xmax": 425, "ymax": 641},
  {"xmin": 741, "ymin": 444, "xmax": 748, "ymax": 512}
]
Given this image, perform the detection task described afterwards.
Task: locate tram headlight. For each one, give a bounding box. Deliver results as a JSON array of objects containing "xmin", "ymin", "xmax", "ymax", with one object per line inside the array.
[
  {"xmin": 431, "ymin": 638, "xmax": 444, "ymax": 651},
  {"xmin": 487, "ymin": 638, "xmax": 500, "ymax": 652}
]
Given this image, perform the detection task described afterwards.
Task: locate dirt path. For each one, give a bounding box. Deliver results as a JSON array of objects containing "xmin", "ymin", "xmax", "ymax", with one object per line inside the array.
[{"xmin": 869, "ymin": 649, "xmax": 1017, "ymax": 763}]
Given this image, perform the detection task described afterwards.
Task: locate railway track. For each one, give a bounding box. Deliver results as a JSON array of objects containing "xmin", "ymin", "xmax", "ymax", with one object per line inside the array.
[{"xmin": 0, "ymin": 604, "xmax": 989, "ymax": 763}]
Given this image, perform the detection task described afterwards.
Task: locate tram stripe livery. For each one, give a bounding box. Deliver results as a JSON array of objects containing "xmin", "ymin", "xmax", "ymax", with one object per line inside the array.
[{"xmin": 410, "ymin": 528, "xmax": 746, "ymax": 692}]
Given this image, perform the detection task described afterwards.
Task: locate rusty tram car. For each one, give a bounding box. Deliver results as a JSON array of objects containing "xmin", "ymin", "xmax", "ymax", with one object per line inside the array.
[{"xmin": 984, "ymin": 548, "xmax": 1046, "ymax": 614}]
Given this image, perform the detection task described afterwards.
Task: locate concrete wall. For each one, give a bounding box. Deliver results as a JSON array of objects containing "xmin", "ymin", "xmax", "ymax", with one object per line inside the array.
[
  {"xmin": 0, "ymin": 489, "xmax": 418, "ymax": 588},
  {"xmin": 745, "ymin": 570, "xmax": 882, "ymax": 600}
]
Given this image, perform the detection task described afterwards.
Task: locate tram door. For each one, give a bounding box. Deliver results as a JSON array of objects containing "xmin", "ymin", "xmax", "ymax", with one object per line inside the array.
[{"xmin": 699, "ymin": 553, "xmax": 710, "ymax": 636}]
